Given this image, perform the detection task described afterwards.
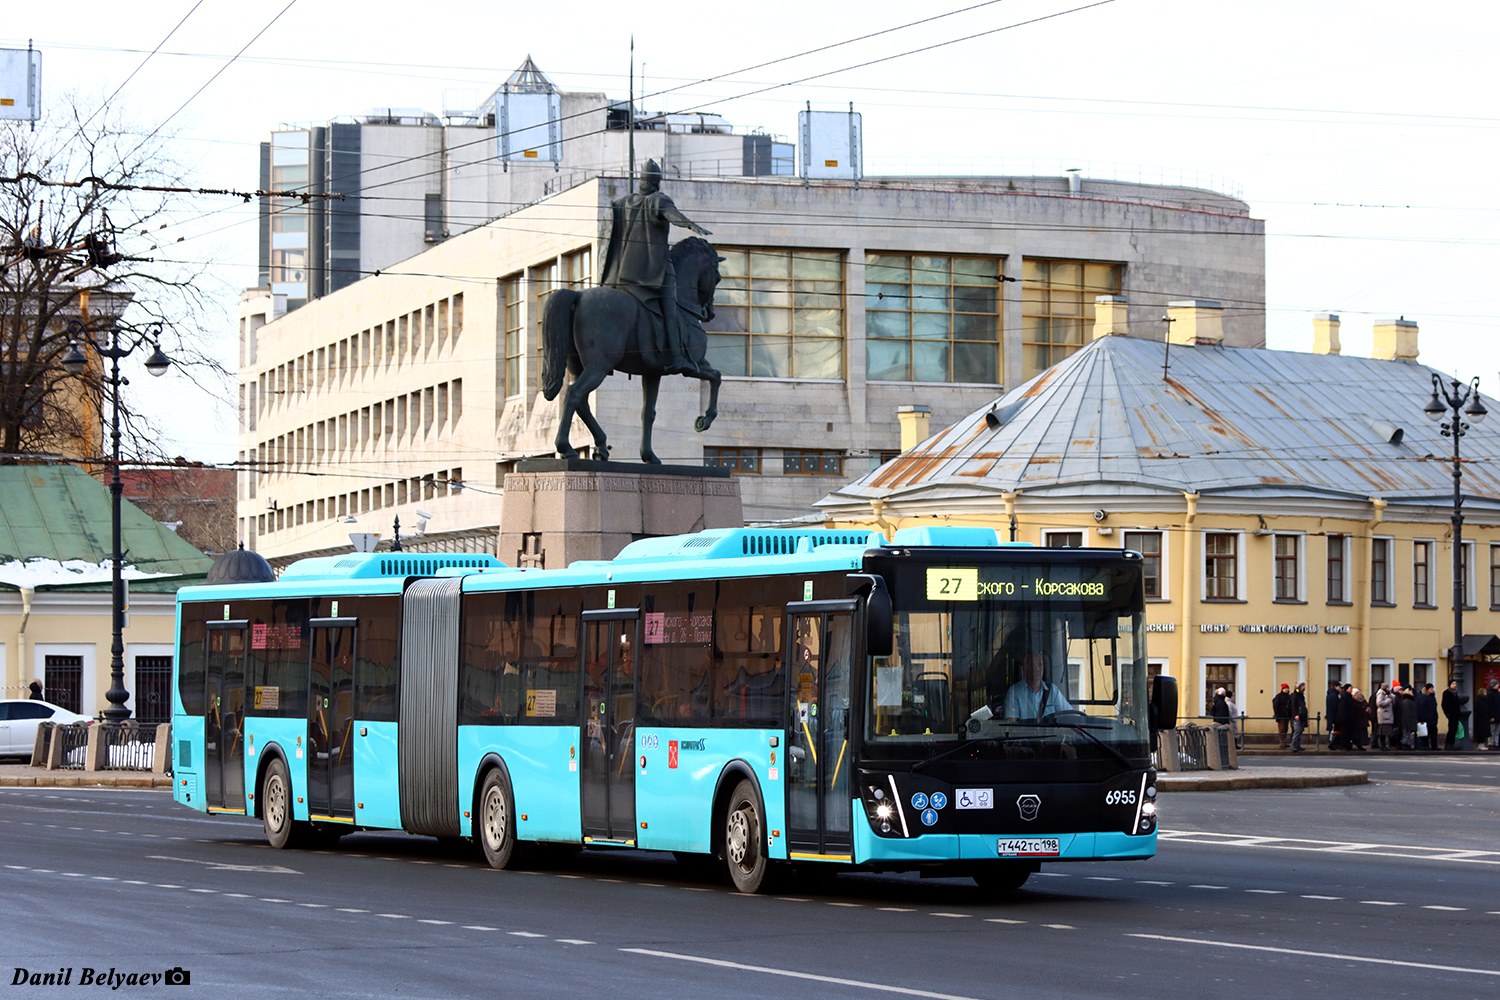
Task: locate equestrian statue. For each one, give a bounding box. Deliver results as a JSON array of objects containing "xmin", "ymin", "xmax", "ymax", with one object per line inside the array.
[{"xmin": 541, "ymin": 159, "xmax": 724, "ymax": 463}]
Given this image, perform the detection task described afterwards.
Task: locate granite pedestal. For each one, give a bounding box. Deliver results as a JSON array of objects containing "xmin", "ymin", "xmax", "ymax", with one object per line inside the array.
[{"xmin": 497, "ymin": 459, "xmax": 742, "ymax": 569}]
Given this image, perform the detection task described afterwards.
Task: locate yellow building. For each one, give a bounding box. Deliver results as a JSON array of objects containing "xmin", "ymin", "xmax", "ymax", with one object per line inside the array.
[{"xmin": 820, "ymin": 304, "xmax": 1500, "ymax": 738}]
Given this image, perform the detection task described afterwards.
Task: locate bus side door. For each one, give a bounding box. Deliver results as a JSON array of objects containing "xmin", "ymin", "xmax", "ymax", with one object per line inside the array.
[
  {"xmin": 307, "ymin": 618, "xmax": 357, "ymax": 822},
  {"xmin": 205, "ymin": 622, "xmax": 249, "ymax": 812},
  {"xmin": 786, "ymin": 602, "xmax": 855, "ymax": 860},
  {"xmin": 580, "ymin": 610, "xmax": 639, "ymax": 844}
]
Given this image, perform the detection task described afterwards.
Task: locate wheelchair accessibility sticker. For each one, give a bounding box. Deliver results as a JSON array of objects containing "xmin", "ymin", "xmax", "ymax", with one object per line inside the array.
[{"xmin": 955, "ymin": 788, "xmax": 993, "ymax": 810}]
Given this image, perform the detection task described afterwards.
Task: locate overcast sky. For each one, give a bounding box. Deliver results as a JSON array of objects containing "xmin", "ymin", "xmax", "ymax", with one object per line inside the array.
[{"xmin": 6, "ymin": 0, "xmax": 1497, "ymax": 462}]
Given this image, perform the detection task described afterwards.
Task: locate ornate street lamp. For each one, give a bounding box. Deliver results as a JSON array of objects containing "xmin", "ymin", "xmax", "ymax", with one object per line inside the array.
[
  {"xmin": 1424, "ymin": 373, "xmax": 1487, "ymax": 746},
  {"xmin": 61, "ymin": 321, "xmax": 172, "ymax": 723}
]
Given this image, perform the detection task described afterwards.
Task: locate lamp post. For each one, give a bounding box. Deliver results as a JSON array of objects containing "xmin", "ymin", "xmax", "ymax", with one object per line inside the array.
[
  {"xmin": 1424, "ymin": 373, "xmax": 1487, "ymax": 747},
  {"xmin": 61, "ymin": 322, "xmax": 171, "ymax": 723}
]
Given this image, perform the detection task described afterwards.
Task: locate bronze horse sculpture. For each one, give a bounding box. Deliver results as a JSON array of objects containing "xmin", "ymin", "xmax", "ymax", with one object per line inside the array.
[{"xmin": 541, "ymin": 236, "xmax": 723, "ymax": 463}]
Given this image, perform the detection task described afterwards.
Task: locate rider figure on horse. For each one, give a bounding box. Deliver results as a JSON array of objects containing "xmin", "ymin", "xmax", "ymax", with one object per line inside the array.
[{"xmin": 599, "ymin": 159, "xmax": 713, "ymax": 376}]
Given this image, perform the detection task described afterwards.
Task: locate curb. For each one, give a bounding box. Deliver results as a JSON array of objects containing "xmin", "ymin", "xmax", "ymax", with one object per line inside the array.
[
  {"xmin": 1158, "ymin": 769, "xmax": 1367, "ymax": 792},
  {"xmin": 0, "ymin": 772, "xmax": 172, "ymax": 789}
]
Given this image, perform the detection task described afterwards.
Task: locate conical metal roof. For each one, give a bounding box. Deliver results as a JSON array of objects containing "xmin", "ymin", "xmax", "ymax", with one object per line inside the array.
[
  {"xmin": 820, "ymin": 335, "xmax": 1500, "ymax": 515},
  {"xmin": 505, "ymin": 55, "xmax": 555, "ymax": 93}
]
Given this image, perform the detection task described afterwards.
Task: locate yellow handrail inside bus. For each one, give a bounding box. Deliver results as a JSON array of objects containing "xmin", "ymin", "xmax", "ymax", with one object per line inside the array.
[
  {"xmin": 801, "ymin": 719, "xmax": 817, "ymax": 764},
  {"xmin": 831, "ymin": 739, "xmax": 847, "ymax": 789}
]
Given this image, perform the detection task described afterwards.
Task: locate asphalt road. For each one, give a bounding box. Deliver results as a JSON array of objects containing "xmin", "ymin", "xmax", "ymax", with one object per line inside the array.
[{"xmin": 5, "ymin": 756, "xmax": 1499, "ymax": 1000}]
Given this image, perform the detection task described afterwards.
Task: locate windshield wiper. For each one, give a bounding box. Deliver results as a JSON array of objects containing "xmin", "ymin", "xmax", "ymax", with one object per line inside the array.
[
  {"xmin": 911, "ymin": 736, "xmax": 1022, "ymax": 773},
  {"xmin": 1053, "ymin": 721, "xmax": 1134, "ymax": 767}
]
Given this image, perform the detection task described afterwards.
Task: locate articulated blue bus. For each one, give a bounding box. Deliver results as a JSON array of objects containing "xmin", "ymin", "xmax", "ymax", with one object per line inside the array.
[{"xmin": 171, "ymin": 526, "xmax": 1176, "ymax": 892}]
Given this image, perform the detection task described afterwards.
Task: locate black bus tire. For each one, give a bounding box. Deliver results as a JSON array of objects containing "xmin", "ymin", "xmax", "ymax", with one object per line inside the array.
[
  {"xmin": 262, "ymin": 758, "xmax": 298, "ymax": 850},
  {"xmin": 972, "ymin": 862, "xmax": 1033, "ymax": 892},
  {"xmin": 478, "ymin": 768, "xmax": 518, "ymax": 870},
  {"xmin": 723, "ymin": 779, "xmax": 770, "ymax": 893}
]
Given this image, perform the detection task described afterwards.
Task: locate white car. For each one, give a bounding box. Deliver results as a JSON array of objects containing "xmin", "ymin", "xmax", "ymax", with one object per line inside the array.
[{"xmin": 0, "ymin": 699, "xmax": 91, "ymax": 759}]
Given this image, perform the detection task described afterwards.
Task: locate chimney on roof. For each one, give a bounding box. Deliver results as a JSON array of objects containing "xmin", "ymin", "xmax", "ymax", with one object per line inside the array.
[
  {"xmin": 897, "ymin": 404, "xmax": 931, "ymax": 451},
  {"xmin": 1313, "ymin": 313, "xmax": 1341, "ymax": 355},
  {"xmin": 1092, "ymin": 295, "xmax": 1128, "ymax": 339},
  {"xmin": 1166, "ymin": 300, "xmax": 1224, "ymax": 346},
  {"xmin": 1372, "ymin": 317, "xmax": 1419, "ymax": 361}
]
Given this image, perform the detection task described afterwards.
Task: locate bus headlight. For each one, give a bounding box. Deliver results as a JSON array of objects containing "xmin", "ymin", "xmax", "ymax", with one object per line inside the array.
[
  {"xmin": 1141, "ymin": 801, "xmax": 1156, "ymax": 817},
  {"xmin": 875, "ymin": 803, "xmax": 893, "ymax": 820}
]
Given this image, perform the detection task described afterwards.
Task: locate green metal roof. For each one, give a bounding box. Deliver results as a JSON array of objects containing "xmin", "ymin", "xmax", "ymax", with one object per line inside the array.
[{"xmin": 0, "ymin": 464, "xmax": 215, "ymax": 585}]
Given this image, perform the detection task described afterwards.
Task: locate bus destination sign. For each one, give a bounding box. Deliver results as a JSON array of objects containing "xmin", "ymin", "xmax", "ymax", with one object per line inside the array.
[{"xmin": 925, "ymin": 566, "xmax": 1110, "ymax": 602}]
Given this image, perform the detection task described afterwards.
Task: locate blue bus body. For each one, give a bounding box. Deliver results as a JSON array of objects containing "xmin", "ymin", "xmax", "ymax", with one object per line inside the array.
[{"xmin": 171, "ymin": 528, "xmax": 1160, "ymax": 891}]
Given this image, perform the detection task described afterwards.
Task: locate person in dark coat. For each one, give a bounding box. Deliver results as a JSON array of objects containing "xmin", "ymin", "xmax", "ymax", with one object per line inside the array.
[
  {"xmin": 1210, "ymin": 688, "xmax": 1231, "ymax": 725},
  {"xmin": 1474, "ymin": 685, "xmax": 1493, "ymax": 748},
  {"xmin": 1290, "ymin": 682, "xmax": 1310, "ymax": 752},
  {"xmin": 1486, "ymin": 680, "xmax": 1500, "ymax": 749},
  {"xmin": 1326, "ymin": 681, "xmax": 1344, "ymax": 750},
  {"xmin": 1272, "ymin": 684, "xmax": 1293, "ymax": 748},
  {"xmin": 1394, "ymin": 684, "xmax": 1417, "ymax": 750},
  {"xmin": 1339, "ymin": 685, "xmax": 1366, "ymax": 750},
  {"xmin": 1441, "ymin": 680, "xmax": 1468, "ymax": 750},
  {"xmin": 1417, "ymin": 683, "xmax": 1440, "ymax": 750},
  {"xmin": 27, "ymin": 679, "xmax": 43, "ymax": 700}
]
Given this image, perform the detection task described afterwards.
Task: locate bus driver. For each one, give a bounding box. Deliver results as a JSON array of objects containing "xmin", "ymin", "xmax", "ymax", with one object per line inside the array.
[{"xmin": 1003, "ymin": 652, "xmax": 1074, "ymax": 721}]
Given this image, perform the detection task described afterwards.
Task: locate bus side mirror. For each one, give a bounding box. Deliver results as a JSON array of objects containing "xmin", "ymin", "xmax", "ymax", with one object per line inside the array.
[
  {"xmin": 847, "ymin": 573, "xmax": 893, "ymax": 658},
  {"xmin": 1150, "ymin": 675, "xmax": 1178, "ymax": 732}
]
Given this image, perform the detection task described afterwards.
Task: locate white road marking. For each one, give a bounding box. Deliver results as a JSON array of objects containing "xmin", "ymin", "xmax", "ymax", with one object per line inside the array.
[
  {"xmin": 296, "ymin": 903, "xmax": 327, "ymax": 908},
  {"xmin": 90, "ymin": 877, "xmax": 117, "ymax": 881},
  {"xmin": 1042, "ymin": 924, "xmax": 1075, "ymax": 930},
  {"xmin": 155, "ymin": 884, "xmax": 181, "ymax": 889},
  {"xmin": 1423, "ymin": 905, "xmax": 1467, "ymax": 911},
  {"xmin": 146, "ymin": 854, "xmax": 299, "ymax": 875},
  {"xmin": 188, "ymin": 889, "xmax": 216, "ymax": 894},
  {"xmin": 775, "ymin": 897, "xmax": 811, "ymax": 902},
  {"xmin": 1303, "ymin": 894, "xmax": 1341, "ymax": 900},
  {"xmin": 418, "ymin": 919, "xmax": 453, "ymax": 925},
  {"xmin": 1190, "ymin": 885, "xmax": 1228, "ymax": 889},
  {"xmin": 1360, "ymin": 900, "xmax": 1403, "ymax": 906},
  {"xmin": 1246, "ymin": 889, "xmax": 1285, "ymax": 894},
  {"xmin": 1128, "ymin": 934, "xmax": 1500, "ymax": 977},
  {"xmin": 462, "ymin": 925, "xmax": 498, "ymax": 931},
  {"xmin": 508, "ymin": 931, "xmax": 546, "ymax": 938},
  {"xmin": 123, "ymin": 880, "xmax": 148, "ymax": 886},
  {"xmin": 336, "ymin": 908, "xmax": 368, "ymax": 913},
  {"xmin": 259, "ymin": 898, "xmax": 289, "ymax": 903},
  {"xmin": 556, "ymin": 939, "xmax": 594, "ymax": 945},
  {"xmin": 681, "ymin": 887, "xmax": 711, "ymax": 892},
  {"xmin": 930, "ymin": 913, "xmax": 971, "ymax": 919},
  {"xmin": 61, "ymin": 873, "xmax": 84, "ymax": 877},
  {"xmin": 1086, "ymin": 876, "xmax": 1121, "ymax": 882},
  {"xmin": 1160, "ymin": 829, "xmax": 1500, "ymax": 866},
  {"xmin": 621, "ymin": 948, "xmax": 988, "ymax": 1000},
  {"xmin": 879, "ymin": 907, "xmax": 915, "ymax": 912},
  {"xmin": 1138, "ymin": 881, "xmax": 1173, "ymax": 886},
  {"xmin": 828, "ymin": 902, "xmax": 862, "ymax": 907},
  {"xmin": 984, "ymin": 918, "xmax": 1025, "ymax": 925},
  {"xmin": 375, "ymin": 913, "xmax": 409, "ymax": 919}
]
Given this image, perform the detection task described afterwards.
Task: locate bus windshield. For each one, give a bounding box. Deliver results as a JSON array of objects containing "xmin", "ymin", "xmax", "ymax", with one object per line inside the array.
[{"xmin": 864, "ymin": 558, "xmax": 1149, "ymax": 762}]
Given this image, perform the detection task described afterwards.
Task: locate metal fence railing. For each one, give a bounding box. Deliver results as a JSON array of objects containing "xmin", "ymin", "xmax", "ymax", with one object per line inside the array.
[
  {"xmin": 97, "ymin": 723, "xmax": 160, "ymax": 771},
  {"xmin": 55, "ymin": 723, "xmax": 91, "ymax": 769},
  {"xmin": 1179, "ymin": 714, "xmax": 1326, "ymax": 750}
]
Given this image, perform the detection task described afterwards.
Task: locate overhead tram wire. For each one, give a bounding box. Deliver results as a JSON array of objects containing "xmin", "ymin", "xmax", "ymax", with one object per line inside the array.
[
  {"xmin": 318, "ymin": 0, "xmax": 1118, "ymax": 201},
  {"xmin": 49, "ymin": 0, "xmax": 208, "ymax": 166},
  {"xmin": 123, "ymin": 0, "xmax": 299, "ymax": 162}
]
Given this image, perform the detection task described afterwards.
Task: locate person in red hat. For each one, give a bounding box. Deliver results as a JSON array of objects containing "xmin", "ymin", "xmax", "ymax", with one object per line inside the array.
[{"xmin": 1272, "ymin": 683, "xmax": 1293, "ymax": 748}]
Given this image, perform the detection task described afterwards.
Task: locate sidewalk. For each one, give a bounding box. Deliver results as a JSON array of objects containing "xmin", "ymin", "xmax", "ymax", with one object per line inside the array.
[
  {"xmin": 1158, "ymin": 765, "xmax": 1367, "ymax": 792},
  {"xmin": 0, "ymin": 762, "xmax": 172, "ymax": 789}
]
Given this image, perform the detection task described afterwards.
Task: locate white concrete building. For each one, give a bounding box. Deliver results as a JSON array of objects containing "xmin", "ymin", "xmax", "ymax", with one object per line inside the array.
[{"xmin": 238, "ymin": 168, "xmax": 1265, "ymax": 567}]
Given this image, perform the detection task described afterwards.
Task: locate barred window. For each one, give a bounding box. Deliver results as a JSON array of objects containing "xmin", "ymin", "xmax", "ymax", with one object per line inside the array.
[
  {"xmin": 865, "ymin": 253, "xmax": 1000, "ymax": 383},
  {"xmin": 705, "ymin": 249, "xmax": 843, "ymax": 378},
  {"xmin": 1021, "ymin": 259, "xmax": 1121, "ymax": 379}
]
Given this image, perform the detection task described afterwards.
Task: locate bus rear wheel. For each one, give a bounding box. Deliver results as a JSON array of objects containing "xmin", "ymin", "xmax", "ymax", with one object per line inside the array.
[
  {"xmin": 478, "ymin": 769, "xmax": 518, "ymax": 870},
  {"xmin": 723, "ymin": 779, "xmax": 770, "ymax": 893},
  {"xmin": 262, "ymin": 758, "xmax": 301, "ymax": 850}
]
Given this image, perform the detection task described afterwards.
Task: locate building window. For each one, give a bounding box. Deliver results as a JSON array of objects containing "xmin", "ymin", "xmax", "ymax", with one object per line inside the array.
[
  {"xmin": 1045, "ymin": 531, "xmax": 1083, "ymax": 548},
  {"xmin": 1021, "ymin": 259, "xmax": 1121, "ymax": 379},
  {"xmin": 1461, "ymin": 540, "xmax": 1476, "ymax": 609},
  {"xmin": 1371, "ymin": 537, "xmax": 1392, "ymax": 605},
  {"xmin": 783, "ymin": 449, "xmax": 842, "ymax": 476},
  {"xmin": 564, "ymin": 247, "xmax": 591, "ymax": 289},
  {"xmin": 705, "ymin": 248, "xmax": 843, "ymax": 379},
  {"xmin": 134, "ymin": 656, "xmax": 173, "ymax": 725},
  {"xmin": 1414, "ymin": 540, "xmax": 1433, "ymax": 606},
  {"xmin": 704, "ymin": 447, "xmax": 761, "ymax": 474},
  {"xmin": 869, "ymin": 450, "xmax": 901, "ymax": 472},
  {"xmin": 502, "ymin": 274, "xmax": 523, "ymax": 397},
  {"xmin": 1491, "ymin": 545, "xmax": 1500, "ymax": 609},
  {"xmin": 864, "ymin": 252, "xmax": 999, "ymax": 384},
  {"xmin": 1326, "ymin": 534, "xmax": 1347, "ymax": 603},
  {"xmin": 1203, "ymin": 662, "xmax": 1237, "ymax": 718},
  {"xmin": 45, "ymin": 655, "xmax": 83, "ymax": 715},
  {"xmin": 1205, "ymin": 532, "xmax": 1238, "ymax": 600},
  {"xmin": 1124, "ymin": 531, "xmax": 1162, "ymax": 599},
  {"xmin": 1273, "ymin": 534, "xmax": 1301, "ymax": 601}
]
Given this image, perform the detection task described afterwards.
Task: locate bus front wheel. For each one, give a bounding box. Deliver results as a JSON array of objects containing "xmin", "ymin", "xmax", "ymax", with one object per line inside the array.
[
  {"xmin": 478, "ymin": 769, "xmax": 518, "ymax": 870},
  {"xmin": 972, "ymin": 862, "xmax": 1033, "ymax": 892},
  {"xmin": 262, "ymin": 758, "xmax": 300, "ymax": 850},
  {"xmin": 723, "ymin": 779, "xmax": 769, "ymax": 893}
]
